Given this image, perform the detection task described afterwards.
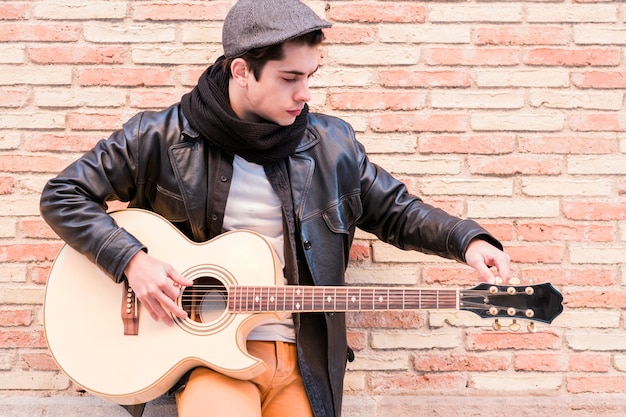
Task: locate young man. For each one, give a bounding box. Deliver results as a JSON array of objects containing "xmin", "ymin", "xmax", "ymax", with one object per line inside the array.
[{"xmin": 40, "ymin": 0, "xmax": 511, "ymax": 416}]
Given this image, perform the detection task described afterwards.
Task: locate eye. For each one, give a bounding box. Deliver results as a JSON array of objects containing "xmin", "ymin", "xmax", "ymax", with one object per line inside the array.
[{"xmin": 283, "ymin": 78, "xmax": 297, "ymax": 83}]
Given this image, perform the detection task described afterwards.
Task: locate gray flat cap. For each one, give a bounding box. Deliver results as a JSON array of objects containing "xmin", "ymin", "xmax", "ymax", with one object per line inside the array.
[{"xmin": 222, "ymin": 0, "xmax": 332, "ymax": 58}]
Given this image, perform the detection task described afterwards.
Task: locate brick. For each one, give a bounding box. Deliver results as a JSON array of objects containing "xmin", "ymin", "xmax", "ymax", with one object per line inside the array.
[
  {"xmin": 471, "ymin": 113, "xmax": 565, "ymax": 132},
  {"xmin": 29, "ymin": 46, "xmax": 125, "ymax": 65},
  {"xmin": 379, "ymin": 24, "xmax": 470, "ymax": 44},
  {"xmin": 473, "ymin": 374, "xmax": 562, "ymax": 392},
  {"xmin": 370, "ymin": 155, "xmax": 461, "ymax": 175},
  {"xmin": 20, "ymin": 353, "xmax": 59, "ymax": 371},
  {"xmin": 370, "ymin": 373, "xmax": 467, "ymax": 393},
  {"xmin": 380, "ymin": 70, "xmax": 472, "ymax": 88},
  {"xmin": 575, "ymin": 26, "xmax": 626, "ymax": 45},
  {"xmin": 329, "ymin": 3, "xmax": 427, "ymax": 23},
  {"xmin": 0, "ymin": 372, "xmax": 69, "ymax": 390},
  {"xmin": 568, "ymin": 155, "xmax": 626, "ymax": 174},
  {"xmin": 0, "ymin": 309, "xmax": 32, "ymax": 326},
  {"xmin": 521, "ymin": 179, "xmax": 611, "ymax": 197},
  {"xmin": 0, "ymin": 266, "xmax": 27, "ymax": 283},
  {"xmin": 83, "ymin": 23, "xmax": 175, "ymax": 43},
  {"xmin": 371, "ymin": 330, "xmax": 461, "ymax": 349},
  {"xmin": 345, "ymin": 265, "xmax": 417, "ymax": 286},
  {"xmin": 132, "ymin": 46, "xmax": 220, "ymax": 65},
  {"xmin": 347, "ymin": 311, "xmax": 424, "ymax": 329},
  {"xmin": 467, "ymin": 200, "xmax": 560, "ymax": 219},
  {"xmin": 466, "ymin": 330, "xmax": 561, "ymax": 351},
  {"xmin": 567, "ymin": 289, "xmax": 626, "ymax": 309},
  {"xmin": 130, "ymin": 91, "xmax": 184, "ymax": 110},
  {"xmin": 0, "ymin": 113, "xmax": 65, "ymax": 130},
  {"xmin": 431, "ymin": 91, "xmax": 523, "ymax": 110},
  {"xmin": 311, "ymin": 68, "xmax": 375, "ymax": 88},
  {"xmin": 468, "ymin": 155, "xmax": 562, "ymax": 175},
  {"xmin": 476, "ymin": 69, "xmax": 569, "ymax": 87},
  {"xmin": 181, "ymin": 24, "xmax": 223, "ymax": 44},
  {"xmin": 0, "ymin": 155, "xmax": 71, "ymax": 173},
  {"xmin": 525, "ymin": 48, "xmax": 621, "ymax": 66},
  {"xmin": 569, "ymin": 353, "xmax": 611, "ymax": 372},
  {"xmin": 371, "ymin": 113, "xmax": 467, "ymax": 133},
  {"xmin": 79, "ymin": 68, "xmax": 175, "ymax": 87},
  {"xmin": 0, "ymin": 2, "xmax": 30, "ymax": 20},
  {"xmin": 0, "ymin": 23, "xmax": 81, "ymax": 42},
  {"xmin": 572, "ymin": 71, "xmax": 626, "ymax": 88},
  {"xmin": 570, "ymin": 113, "xmax": 626, "ymax": 132},
  {"xmin": 23, "ymin": 133, "xmax": 102, "ymax": 152},
  {"xmin": 0, "ymin": 44, "xmax": 24, "ymax": 63},
  {"xmin": 0, "ymin": 66, "xmax": 72, "ymax": 86},
  {"xmin": 0, "ymin": 88, "xmax": 30, "ymax": 108},
  {"xmin": 520, "ymin": 267, "xmax": 617, "ymax": 287},
  {"xmin": 476, "ymin": 26, "xmax": 569, "ymax": 45},
  {"xmin": 429, "ymin": 4, "xmax": 522, "ymax": 23},
  {"xmin": 0, "ymin": 243, "xmax": 60, "ymax": 263},
  {"xmin": 413, "ymin": 353, "xmax": 508, "ymax": 372},
  {"xmin": 570, "ymin": 246, "xmax": 626, "ymax": 265},
  {"xmin": 529, "ymin": 91, "xmax": 623, "ymax": 110},
  {"xmin": 330, "ymin": 90, "xmax": 426, "ymax": 111},
  {"xmin": 420, "ymin": 179, "xmax": 513, "ymax": 197},
  {"xmin": 517, "ymin": 222, "xmax": 614, "ymax": 243},
  {"xmin": 328, "ymin": 45, "xmax": 420, "ymax": 66},
  {"xmin": 563, "ymin": 201, "xmax": 626, "ymax": 220},
  {"xmin": 418, "ymin": 134, "xmax": 516, "ymax": 155},
  {"xmin": 0, "ymin": 330, "xmax": 46, "ymax": 348},
  {"xmin": 504, "ymin": 244, "xmax": 565, "ymax": 264},
  {"xmin": 423, "ymin": 48, "xmax": 519, "ymax": 66},
  {"xmin": 527, "ymin": 5, "xmax": 617, "ymax": 23},
  {"xmin": 514, "ymin": 353, "xmax": 567, "ymax": 372},
  {"xmin": 553, "ymin": 310, "xmax": 620, "ymax": 330},
  {"xmin": 568, "ymin": 376, "xmax": 626, "ymax": 394},
  {"xmin": 519, "ymin": 135, "xmax": 617, "ymax": 154},
  {"xmin": 323, "ymin": 26, "xmax": 376, "ymax": 44},
  {"xmin": 132, "ymin": 2, "xmax": 230, "ymax": 21},
  {"xmin": 345, "ymin": 353, "xmax": 409, "ymax": 371},
  {"xmin": 33, "ymin": 2, "xmax": 127, "ymax": 20}
]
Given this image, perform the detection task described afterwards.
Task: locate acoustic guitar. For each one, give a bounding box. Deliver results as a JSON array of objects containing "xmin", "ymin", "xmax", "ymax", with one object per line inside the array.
[{"xmin": 43, "ymin": 209, "xmax": 563, "ymax": 405}]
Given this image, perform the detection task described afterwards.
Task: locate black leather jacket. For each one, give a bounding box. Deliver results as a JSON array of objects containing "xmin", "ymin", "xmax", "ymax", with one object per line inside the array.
[{"xmin": 40, "ymin": 104, "xmax": 501, "ymax": 417}]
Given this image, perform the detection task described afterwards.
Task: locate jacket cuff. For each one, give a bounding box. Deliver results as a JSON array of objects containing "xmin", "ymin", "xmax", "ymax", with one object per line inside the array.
[
  {"xmin": 95, "ymin": 227, "xmax": 146, "ymax": 283},
  {"xmin": 447, "ymin": 219, "xmax": 503, "ymax": 263}
]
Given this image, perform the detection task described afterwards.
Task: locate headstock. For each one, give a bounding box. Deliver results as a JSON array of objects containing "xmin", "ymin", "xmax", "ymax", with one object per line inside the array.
[{"xmin": 460, "ymin": 282, "xmax": 563, "ymax": 331}]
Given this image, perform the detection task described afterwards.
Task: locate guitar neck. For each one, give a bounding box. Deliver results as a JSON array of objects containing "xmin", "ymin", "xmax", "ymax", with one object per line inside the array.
[{"xmin": 228, "ymin": 286, "xmax": 459, "ymax": 313}]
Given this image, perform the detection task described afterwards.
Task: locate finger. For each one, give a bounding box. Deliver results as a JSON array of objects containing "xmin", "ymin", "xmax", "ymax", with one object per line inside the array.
[{"xmin": 166, "ymin": 266, "xmax": 194, "ymax": 287}]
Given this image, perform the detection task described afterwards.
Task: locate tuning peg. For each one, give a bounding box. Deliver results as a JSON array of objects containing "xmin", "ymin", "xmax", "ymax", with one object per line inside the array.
[
  {"xmin": 527, "ymin": 322, "xmax": 536, "ymax": 333},
  {"xmin": 508, "ymin": 319, "xmax": 521, "ymax": 332},
  {"xmin": 492, "ymin": 319, "xmax": 502, "ymax": 331}
]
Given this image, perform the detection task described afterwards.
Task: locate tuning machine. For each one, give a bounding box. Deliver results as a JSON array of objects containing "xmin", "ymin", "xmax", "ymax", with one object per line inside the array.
[{"xmin": 492, "ymin": 319, "xmax": 537, "ymax": 333}]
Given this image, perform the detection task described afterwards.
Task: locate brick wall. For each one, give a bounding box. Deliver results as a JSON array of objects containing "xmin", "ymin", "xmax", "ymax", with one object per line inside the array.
[{"xmin": 1, "ymin": 1, "xmax": 625, "ymax": 416}]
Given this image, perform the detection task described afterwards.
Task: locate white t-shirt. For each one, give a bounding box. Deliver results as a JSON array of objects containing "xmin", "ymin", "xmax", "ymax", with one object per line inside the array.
[{"xmin": 222, "ymin": 155, "xmax": 296, "ymax": 342}]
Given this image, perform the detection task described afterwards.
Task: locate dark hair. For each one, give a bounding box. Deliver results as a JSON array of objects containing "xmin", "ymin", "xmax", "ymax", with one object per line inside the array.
[{"xmin": 221, "ymin": 29, "xmax": 325, "ymax": 80}]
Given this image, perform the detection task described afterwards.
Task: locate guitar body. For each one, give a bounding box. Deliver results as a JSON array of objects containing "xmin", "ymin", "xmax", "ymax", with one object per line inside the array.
[{"xmin": 44, "ymin": 209, "xmax": 284, "ymax": 405}]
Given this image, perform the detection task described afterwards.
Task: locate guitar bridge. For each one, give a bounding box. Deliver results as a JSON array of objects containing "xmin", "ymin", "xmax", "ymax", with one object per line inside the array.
[{"xmin": 122, "ymin": 280, "xmax": 140, "ymax": 335}]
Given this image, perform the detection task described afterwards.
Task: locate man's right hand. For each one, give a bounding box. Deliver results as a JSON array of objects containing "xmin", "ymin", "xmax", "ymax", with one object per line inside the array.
[{"xmin": 124, "ymin": 250, "xmax": 194, "ymax": 326}]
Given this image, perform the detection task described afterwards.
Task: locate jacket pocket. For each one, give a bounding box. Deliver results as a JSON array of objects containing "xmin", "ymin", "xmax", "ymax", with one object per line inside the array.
[
  {"xmin": 321, "ymin": 193, "xmax": 363, "ymax": 234},
  {"xmin": 149, "ymin": 184, "xmax": 188, "ymax": 222}
]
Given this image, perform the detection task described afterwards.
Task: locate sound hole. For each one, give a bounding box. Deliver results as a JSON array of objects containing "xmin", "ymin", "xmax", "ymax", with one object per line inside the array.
[{"xmin": 181, "ymin": 277, "xmax": 227, "ymax": 323}]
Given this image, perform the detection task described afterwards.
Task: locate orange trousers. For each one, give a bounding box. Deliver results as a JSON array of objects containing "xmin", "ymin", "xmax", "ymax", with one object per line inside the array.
[{"xmin": 176, "ymin": 341, "xmax": 314, "ymax": 417}]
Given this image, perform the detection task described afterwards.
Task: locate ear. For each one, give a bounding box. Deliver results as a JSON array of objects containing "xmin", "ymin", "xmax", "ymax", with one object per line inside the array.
[{"xmin": 230, "ymin": 58, "xmax": 249, "ymax": 88}]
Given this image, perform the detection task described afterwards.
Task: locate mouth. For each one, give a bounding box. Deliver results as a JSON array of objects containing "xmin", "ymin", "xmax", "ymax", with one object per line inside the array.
[{"xmin": 287, "ymin": 109, "xmax": 302, "ymax": 117}]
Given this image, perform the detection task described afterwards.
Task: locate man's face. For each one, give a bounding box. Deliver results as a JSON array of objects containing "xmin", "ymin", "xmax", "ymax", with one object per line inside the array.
[{"xmin": 236, "ymin": 42, "xmax": 321, "ymax": 126}]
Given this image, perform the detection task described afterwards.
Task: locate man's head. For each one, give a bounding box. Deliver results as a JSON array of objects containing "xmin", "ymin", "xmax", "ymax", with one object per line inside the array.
[{"xmin": 223, "ymin": 0, "xmax": 331, "ymax": 126}]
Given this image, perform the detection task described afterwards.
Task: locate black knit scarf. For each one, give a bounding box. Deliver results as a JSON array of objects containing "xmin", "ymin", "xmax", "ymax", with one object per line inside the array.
[{"xmin": 181, "ymin": 56, "xmax": 308, "ymax": 166}]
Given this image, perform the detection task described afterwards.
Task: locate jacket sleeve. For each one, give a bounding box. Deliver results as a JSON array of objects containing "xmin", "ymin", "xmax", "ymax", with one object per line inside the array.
[
  {"xmin": 40, "ymin": 112, "xmax": 147, "ymax": 282},
  {"xmin": 355, "ymin": 140, "xmax": 502, "ymax": 263}
]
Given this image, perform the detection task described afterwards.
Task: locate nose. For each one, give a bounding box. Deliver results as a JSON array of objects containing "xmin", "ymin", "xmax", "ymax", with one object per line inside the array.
[{"xmin": 295, "ymin": 80, "xmax": 311, "ymax": 103}]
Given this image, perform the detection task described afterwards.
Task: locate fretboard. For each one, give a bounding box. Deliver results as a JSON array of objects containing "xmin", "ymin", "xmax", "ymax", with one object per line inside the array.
[{"xmin": 228, "ymin": 286, "xmax": 459, "ymax": 313}]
